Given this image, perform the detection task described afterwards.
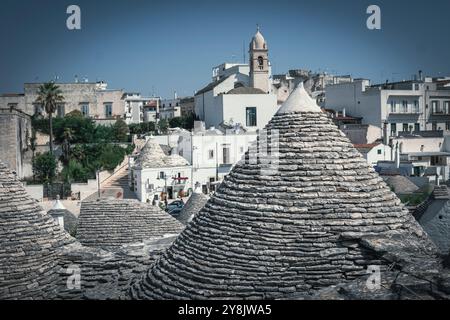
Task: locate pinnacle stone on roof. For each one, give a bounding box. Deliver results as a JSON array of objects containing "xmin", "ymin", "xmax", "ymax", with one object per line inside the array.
[
  {"xmin": 130, "ymin": 87, "xmax": 436, "ymax": 300},
  {"xmin": 76, "ymin": 199, "xmax": 184, "ymax": 250},
  {"xmin": 0, "ymin": 162, "xmax": 73, "ymax": 300},
  {"xmin": 277, "ymin": 82, "xmax": 322, "ymax": 114}
]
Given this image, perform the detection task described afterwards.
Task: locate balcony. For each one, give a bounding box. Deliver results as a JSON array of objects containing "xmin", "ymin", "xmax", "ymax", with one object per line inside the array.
[{"xmin": 431, "ymin": 110, "xmax": 450, "ymax": 116}]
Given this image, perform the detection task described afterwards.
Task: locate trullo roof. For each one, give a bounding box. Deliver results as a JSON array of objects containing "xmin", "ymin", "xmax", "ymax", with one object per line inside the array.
[
  {"xmin": 130, "ymin": 84, "xmax": 436, "ymax": 300},
  {"xmin": 0, "ymin": 162, "xmax": 73, "ymax": 299},
  {"xmin": 77, "ymin": 199, "xmax": 184, "ymax": 250}
]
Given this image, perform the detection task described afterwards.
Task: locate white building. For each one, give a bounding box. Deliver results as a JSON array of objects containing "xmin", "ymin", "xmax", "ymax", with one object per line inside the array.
[
  {"xmin": 377, "ymin": 133, "xmax": 450, "ymax": 184},
  {"xmin": 131, "ymin": 138, "xmax": 192, "ymax": 203},
  {"xmin": 325, "ymin": 75, "xmax": 450, "ymax": 139},
  {"xmin": 341, "ymin": 124, "xmax": 382, "ymax": 145},
  {"xmin": 272, "ymin": 70, "xmax": 352, "ymax": 106},
  {"xmin": 354, "ymin": 142, "xmax": 392, "ymax": 166},
  {"xmin": 160, "ymin": 95, "xmax": 181, "ymax": 120},
  {"xmin": 194, "ymin": 28, "xmax": 278, "ymax": 131},
  {"xmin": 124, "ymin": 93, "xmax": 160, "ymax": 124},
  {"xmin": 175, "ymin": 124, "xmax": 257, "ymax": 194}
]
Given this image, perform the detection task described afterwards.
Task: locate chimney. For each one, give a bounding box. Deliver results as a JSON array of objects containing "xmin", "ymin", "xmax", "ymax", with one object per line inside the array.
[
  {"xmin": 49, "ymin": 195, "xmax": 65, "ymax": 230},
  {"xmin": 342, "ymin": 108, "xmax": 346, "ymax": 118}
]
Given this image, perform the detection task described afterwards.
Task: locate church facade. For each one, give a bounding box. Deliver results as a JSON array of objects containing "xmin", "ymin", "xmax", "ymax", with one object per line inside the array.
[{"xmin": 194, "ymin": 28, "xmax": 278, "ymax": 131}]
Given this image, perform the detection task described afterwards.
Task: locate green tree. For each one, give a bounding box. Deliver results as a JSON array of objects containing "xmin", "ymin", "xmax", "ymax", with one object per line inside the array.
[
  {"xmin": 62, "ymin": 160, "xmax": 89, "ymax": 183},
  {"xmin": 146, "ymin": 121, "xmax": 156, "ymax": 132},
  {"xmin": 169, "ymin": 117, "xmax": 184, "ymax": 128},
  {"xmin": 128, "ymin": 123, "xmax": 142, "ymax": 135},
  {"xmin": 113, "ymin": 118, "xmax": 130, "ymax": 142},
  {"xmin": 158, "ymin": 119, "xmax": 169, "ymax": 134},
  {"xmin": 35, "ymin": 82, "xmax": 64, "ymax": 155},
  {"xmin": 182, "ymin": 112, "xmax": 195, "ymax": 130},
  {"xmin": 61, "ymin": 127, "xmax": 74, "ymax": 163},
  {"xmin": 168, "ymin": 113, "xmax": 195, "ymax": 130},
  {"xmin": 94, "ymin": 125, "xmax": 114, "ymax": 143},
  {"xmin": 32, "ymin": 152, "xmax": 57, "ymax": 183}
]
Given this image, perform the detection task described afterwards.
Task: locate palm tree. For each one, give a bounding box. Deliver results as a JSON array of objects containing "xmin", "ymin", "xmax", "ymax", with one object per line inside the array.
[
  {"xmin": 35, "ymin": 82, "xmax": 64, "ymax": 155},
  {"xmin": 62, "ymin": 127, "xmax": 74, "ymax": 163}
]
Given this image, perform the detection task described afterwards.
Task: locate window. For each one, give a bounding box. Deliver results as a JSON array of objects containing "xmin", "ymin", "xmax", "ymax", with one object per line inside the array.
[
  {"xmin": 390, "ymin": 100, "xmax": 397, "ymax": 113},
  {"xmin": 105, "ymin": 103, "xmax": 113, "ymax": 118},
  {"xmin": 446, "ymin": 121, "xmax": 450, "ymax": 131},
  {"xmin": 208, "ymin": 150, "xmax": 214, "ymax": 159},
  {"xmin": 80, "ymin": 104, "xmax": 89, "ymax": 117},
  {"xmin": 432, "ymin": 122, "xmax": 437, "ymax": 131},
  {"xmin": 390, "ymin": 123, "xmax": 397, "ymax": 136},
  {"xmin": 159, "ymin": 172, "xmax": 165, "ymax": 179},
  {"xmin": 257, "ymin": 56, "xmax": 264, "ymax": 69},
  {"xmin": 413, "ymin": 100, "xmax": 419, "ymax": 113},
  {"xmin": 33, "ymin": 104, "xmax": 43, "ymax": 116},
  {"xmin": 223, "ymin": 147, "xmax": 230, "ymax": 164},
  {"xmin": 246, "ymin": 107, "xmax": 257, "ymax": 127},
  {"xmin": 432, "ymin": 101, "xmax": 441, "ymax": 113},
  {"xmin": 445, "ymin": 101, "xmax": 450, "ymax": 114},
  {"xmin": 377, "ymin": 149, "xmax": 382, "ymax": 155},
  {"xmin": 402, "ymin": 100, "xmax": 408, "ymax": 113},
  {"xmin": 56, "ymin": 104, "xmax": 65, "ymax": 118},
  {"xmin": 402, "ymin": 123, "xmax": 409, "ymax": 132},
  {"xmin": 414, "ymin": 123, "xmax": 420, "ymax": 132}
]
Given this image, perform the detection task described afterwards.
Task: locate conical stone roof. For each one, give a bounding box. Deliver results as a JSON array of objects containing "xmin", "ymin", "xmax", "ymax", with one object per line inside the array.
[
  {"xmin": 77, "ymin": 199, "xmax": 184, "ymax": 250},
  {"xmin": 134, "ymin": 138, "xmax": 169, "ymax": 168},
  {"xmin": 130, "ymin": 84, "xmax": 435, "ymax": 300},
  {"xmin": 177, "ymin": 189, "xmax": 209, "ymax": 225},
  {"xmin": 134, "ymin": 138, "xmax": 189, "ymax": 168},
  {"xmin": 0, "ymin": 162, "xmax": 73, "ymax": 300}
]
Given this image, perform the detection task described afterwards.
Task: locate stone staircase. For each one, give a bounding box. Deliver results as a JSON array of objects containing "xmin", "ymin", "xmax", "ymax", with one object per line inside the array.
[
  {"xmin": 101, "ymin": 166, "xmax": 137, "ymax": 200},
  {"xmin": 433, "ymin": 185, "xmax": 450, "ymax": 200}
]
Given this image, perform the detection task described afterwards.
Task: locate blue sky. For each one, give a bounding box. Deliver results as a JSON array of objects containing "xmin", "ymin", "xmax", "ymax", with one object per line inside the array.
[{"xmin": 1, "ymin": 0, "xmax": 450, "ymax": 98}]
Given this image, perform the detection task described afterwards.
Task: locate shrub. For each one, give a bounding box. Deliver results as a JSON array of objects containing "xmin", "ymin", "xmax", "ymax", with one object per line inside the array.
[
  {"xmin": 33, "ymin": 152, "xmax": 57, "ymax": 183},
  {"xmin": 62, "ymin": 160, "xmax": 90, "ymax": 183},
  {"xmin": 113, "ymin": 119, "xmax": 130, "ymax": 142}
]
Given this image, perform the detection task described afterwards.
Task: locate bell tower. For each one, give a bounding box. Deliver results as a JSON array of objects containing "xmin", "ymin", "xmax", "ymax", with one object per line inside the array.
[{"xmin": 249, "ymin": 26, "xmax": 270, "ymax": 93}]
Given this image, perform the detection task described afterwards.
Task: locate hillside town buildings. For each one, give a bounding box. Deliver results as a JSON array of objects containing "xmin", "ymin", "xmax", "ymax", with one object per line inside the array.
[
  {"xmin": 2, "ymin": 24, "xmax": 450, "ymax": 302},
  {"xmin": 325, "ymin": 75, "xmax": 450, "ymax": 138},
  {"xmin": 194, "ymin": 28, "xmax": 278, "ymax": 131},
  {"xmin": 124, "ymin": 93, "xmax": 160, "ymax": 124},
  {"xmin": 176, "ymin": 123, "xmax": 258, "ymax": 194}
]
